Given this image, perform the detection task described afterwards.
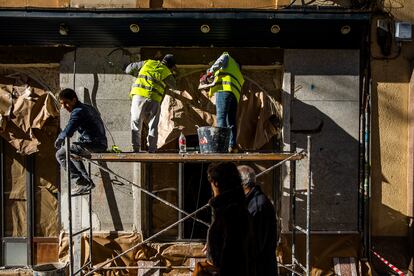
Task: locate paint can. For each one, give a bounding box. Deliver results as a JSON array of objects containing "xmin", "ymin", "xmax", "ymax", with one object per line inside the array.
[{"xmin": 197, "ymin": 126, "xmax": 231, "ymax": 153}]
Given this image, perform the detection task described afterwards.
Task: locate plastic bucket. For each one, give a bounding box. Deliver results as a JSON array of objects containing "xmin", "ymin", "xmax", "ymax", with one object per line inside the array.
[
  {"xmin": 33, "ymin": 263, "xmax": 67, "ymax": 276},
  {"xmin": 197, "ymin": 126, "xmax": 231, "ymax": 153}
]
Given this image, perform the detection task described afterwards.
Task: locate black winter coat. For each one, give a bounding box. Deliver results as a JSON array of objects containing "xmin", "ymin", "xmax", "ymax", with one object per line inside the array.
[
  {"xmin": 246, "ymin": 186, "xmax": 278, "ymax": 276},
  {"xmin": 207, "ymin": 188, "xmax": 253, "ymax": 276}
]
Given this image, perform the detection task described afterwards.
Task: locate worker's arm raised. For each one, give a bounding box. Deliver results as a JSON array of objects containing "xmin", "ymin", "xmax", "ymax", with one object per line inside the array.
[
  {"xmin": 125, "ymin": 61, "xmax": 145, "ymax": 76},
  {"xmin": 164, "ymin": 75, "xmax": 177, "ymax": 90},
  {"xmin": 207, "ymin": 53, "xmax": 229, "ymax": 74}
]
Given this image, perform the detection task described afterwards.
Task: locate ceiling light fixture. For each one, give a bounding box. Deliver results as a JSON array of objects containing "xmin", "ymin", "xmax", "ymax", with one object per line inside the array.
[
  {"xmin": 59, "ymin": 23, "xmax": 69, "ymax": 36},
  {"xmin": 341, "ymin": 25, "xmax": 351, "ymax": 35},
  {"xmin": 270, "ymin": 25, "xmax": 280, "ymax": 34},
  {"xmin": 200, "ymin": 24, "xmax": 211, "ymax": 33},
  {"xmin": 130, "ymin": 24, "xmax": 140, "ymax": 33}
]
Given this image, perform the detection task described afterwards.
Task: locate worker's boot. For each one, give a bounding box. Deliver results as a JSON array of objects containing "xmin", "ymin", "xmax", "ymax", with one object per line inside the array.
[
  {"xmin": 228, "ymin": 145, "xmax": 242, "ymax": 153},
  {"xmin": 72, "ymin": 177, "xmax": 95, "ymax": 195}
]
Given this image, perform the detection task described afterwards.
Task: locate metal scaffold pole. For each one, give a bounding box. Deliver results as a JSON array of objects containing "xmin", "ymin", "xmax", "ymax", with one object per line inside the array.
[
  {"xmin": 66, "ymin": 137, "xmax": 74, "ymax": 275},
  {"xmin": 290, "ymin": 142, "xmax": 297, "ymax": 276},
  {"xmin": 306, "ymin": 135, "xmax": 312, "ymax": 276},
  {"xmin": 84, "ymin": 204, "xmax": 210, "ymax": 276},
  {"xmin": 87, "ymin": 162, "xmax": 93, "ymax": 271},
  {"xmin": 63, "ymin": 150, "xmax": 306, "ymax": 275},
  {"xmin": 288, "ymin": 136, "xmax": 312, "ymax": 276},
  {"xmin": 66, "ymin": 136, "xmax": 94, "ymax": 275}
]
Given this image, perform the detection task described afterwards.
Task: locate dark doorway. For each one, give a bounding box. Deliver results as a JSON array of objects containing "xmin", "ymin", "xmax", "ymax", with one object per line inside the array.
[{"xmin": 183, "ymin": 135, "xmax": 211, "ymax": 240}]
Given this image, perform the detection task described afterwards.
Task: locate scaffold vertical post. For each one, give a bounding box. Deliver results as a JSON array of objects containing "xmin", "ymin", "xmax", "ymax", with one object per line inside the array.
[
  {"xmin": 306, "ymin": 136, "xmax": 312, "ymax": 275},
  {"xmin": 290, "ymin": 142, "xmax": 297, "ymax": 276},
  {"xmin": 66, "ymin": 137, "xmax": 74, "ymax": 275},
  {"xmin": 178, "ymin": 162, "xmax": 184, "ymax": 239},
  {"xmin": 88, "ymin": 162, "xmax": 93, "ymax": 268}
]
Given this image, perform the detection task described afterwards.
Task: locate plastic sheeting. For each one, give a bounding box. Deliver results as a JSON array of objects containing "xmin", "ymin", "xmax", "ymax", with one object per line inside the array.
[
  {"xmin": 1, "ymin": 68, "xmax": 60, "ymax": 238},
  {"xmin": 58, "ymin": 232, "xmax": 204, "ymax": 275},
  {"xmin": 58, "ymin": 232, "xmax": 372, "ymax": 276},
  {"xmin": 157, "ymin": 68, "xmax": 282, "ymax": 151},
  {"xmin": 0, "ymin": 69, "xmax": 60, "ymax": 155}
]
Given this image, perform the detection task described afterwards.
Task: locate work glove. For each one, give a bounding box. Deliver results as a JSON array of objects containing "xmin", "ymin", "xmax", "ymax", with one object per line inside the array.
[
  {"xmin": 54, "ymin": 138, "xmax": 64, "ymax": 149},
  {"xmin": 199, "ymin": 72, "xmax": 214, "ymax": 85}
]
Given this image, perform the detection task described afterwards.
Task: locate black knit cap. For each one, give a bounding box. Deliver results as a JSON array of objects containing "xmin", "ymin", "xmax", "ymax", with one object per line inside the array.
[{"xmin": 162, "ymin": 54, "xmax": 176, "ymax": 69}]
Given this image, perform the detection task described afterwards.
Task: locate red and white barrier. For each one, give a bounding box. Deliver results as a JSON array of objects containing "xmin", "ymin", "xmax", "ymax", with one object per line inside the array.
[{"xmin": 371, "ymin": 250, "xmax": 405, "ymax": 276}]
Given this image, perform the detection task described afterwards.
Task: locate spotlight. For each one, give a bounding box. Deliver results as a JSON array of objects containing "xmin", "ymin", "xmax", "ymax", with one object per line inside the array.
[
  {"xmin": 200, "ymin": 24, "xmax": 211, "ymax": 33},
  {"xmin": 130, "ymin": 24, "xmax": 140, "ymax": 33},
  {"xmin": 59, "ymin": 23, "xmax": 69, "ymax": 36},
  {"xmin": 341, "ymin": 25, "xmax": 351, "ymax": 35},
  {"xmin": 270, "ymin": 25, "xmax": 280, "ymax": 34}
]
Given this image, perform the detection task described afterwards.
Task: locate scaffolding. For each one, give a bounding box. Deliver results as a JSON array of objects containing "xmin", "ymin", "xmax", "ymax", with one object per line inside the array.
[{"xmin": 64, "ymin": 136, "xmax": 312, "ymax": 276}]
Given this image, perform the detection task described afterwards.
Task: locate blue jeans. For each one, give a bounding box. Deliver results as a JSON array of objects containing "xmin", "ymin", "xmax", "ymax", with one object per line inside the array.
[
  {"xmin": 215, "ymin": 91, "xmax": 238, "ymax": 147},
  {"xmin": 56, "ymin": 142, "xmax": 106, "ymax": 185}
]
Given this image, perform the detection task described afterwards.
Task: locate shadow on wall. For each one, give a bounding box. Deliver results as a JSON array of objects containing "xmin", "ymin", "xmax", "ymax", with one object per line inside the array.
[
  {"xmin": 281, "ymin": 90, "xmax": 360, "ymax": 231},
  {"xmin": 82, "ymin": 88, "xmax": 124, "ymax": 231},
  {"xmin": 280, "ymin": 88, "xmax": 411, "ymax": 271}
]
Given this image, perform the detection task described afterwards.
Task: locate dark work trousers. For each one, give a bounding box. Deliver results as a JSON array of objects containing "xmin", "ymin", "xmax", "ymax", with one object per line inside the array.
[
  {"xmin": 215, "ymin": 91, "xmax": 238, "ymax": 148},
  {"xmin": 56, "ymin": 142, "xmax": 106, "ymax": 185}
]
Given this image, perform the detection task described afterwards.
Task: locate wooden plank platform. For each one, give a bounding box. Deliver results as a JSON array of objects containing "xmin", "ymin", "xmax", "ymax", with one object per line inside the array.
[{"xmin": 84, "ymin": 152, "xmax": 304, "ymax": 162}]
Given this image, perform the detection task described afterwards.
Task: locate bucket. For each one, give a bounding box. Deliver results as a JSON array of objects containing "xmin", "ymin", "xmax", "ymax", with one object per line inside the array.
[
  {"xmin": 197, "ymin": 126, "xmax": 231, "ymax": 153},
  {"xmin": 33, "ymin": 262, "xmax": 67, "ymax": 276}
]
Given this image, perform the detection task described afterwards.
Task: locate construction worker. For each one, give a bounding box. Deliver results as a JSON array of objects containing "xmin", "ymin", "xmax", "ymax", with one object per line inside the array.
[
  {"xmin": 237, "ymin": 165, "xmax": 278, "ymax": 276},
  {"xmin": 204, "ymin": 52, "xmax": 244, "ymax": 153},
  {"xmin": 55, "ymin": 88, "xmax": 107, "ymax": 194},
  {"xmin": 126, "ymin": 54, "xmax": 180, "ymax": 153}
]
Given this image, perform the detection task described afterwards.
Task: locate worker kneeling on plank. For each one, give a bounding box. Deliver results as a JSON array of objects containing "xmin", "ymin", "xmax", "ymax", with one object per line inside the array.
[
  {"xmin": 195, "ymin": 162, "xmax": 254, "ymax": 276},
  {"xmin": 203, "ymin": 52, "xmax": 244, "ymax": 153},
  {"xmin": 238, "ymin": 165, "xmax": 278, "ymax": 276},
  {"xmin": 126, "ymin": 54, "xmax": 181, "ymax": 153},
  {"xmin": 55, "ymin": 88, "xmax": 108, "ymax": 195}
]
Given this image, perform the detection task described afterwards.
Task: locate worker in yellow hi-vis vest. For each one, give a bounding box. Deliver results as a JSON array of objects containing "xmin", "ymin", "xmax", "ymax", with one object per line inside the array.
[
  {"xmin": 205, "ymin": 52, "xmax": 244, "ymax": 153},
  {"xmin": 125, "ymin": 54, "xmax": 181, "ymax": 153}
]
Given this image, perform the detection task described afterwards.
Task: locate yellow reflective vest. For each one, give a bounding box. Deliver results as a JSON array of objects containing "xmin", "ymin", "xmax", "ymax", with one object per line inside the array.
[
  {"xmin": 209, "ymin": 53, "xmax": 244, "ymax": 102},
  {"xmin": 129, "ymin": 60, "xmax": 173, "ymax": 103}
]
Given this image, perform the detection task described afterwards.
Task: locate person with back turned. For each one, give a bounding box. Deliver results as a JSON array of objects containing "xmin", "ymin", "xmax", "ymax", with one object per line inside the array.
[
  {"xmin": 125, "ymin": 54, "xmax": 181, "ymax": 153},
  {"xmin": 199, "ymin": 162, "xmax": 253, "ymax": 276},
  {"xmin": 55, "ymin": 88, "xmax": 107, "ymax": 195},
  {"xmin": 201, "ymin": 52, "xmax": 244, "ymax": 153},
  {"xmin": 238, "ymin": 165, "xmax": 278, "ymax": 276}
]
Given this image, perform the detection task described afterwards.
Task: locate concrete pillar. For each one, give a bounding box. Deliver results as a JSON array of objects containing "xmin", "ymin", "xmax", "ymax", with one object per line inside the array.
[{"xmin": 282, "ymin": 49, "xmax": 360, "ymax": 231}]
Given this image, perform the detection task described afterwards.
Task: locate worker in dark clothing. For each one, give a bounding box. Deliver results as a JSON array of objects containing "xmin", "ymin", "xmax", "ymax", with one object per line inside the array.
[
  {"xmin": 204, "ymin": 162, "xmax": 254, "ymax": 276},
  {"xmin": 55, "ymin": 88, "xmax": 107, "ymax": 194},
  {"xmin": 125, "ymin": 54, "xmax": 181, "ymax": 152},
  {"xmin": 238, "ymin": 165, "xmax": 278, "ymax": 276}
]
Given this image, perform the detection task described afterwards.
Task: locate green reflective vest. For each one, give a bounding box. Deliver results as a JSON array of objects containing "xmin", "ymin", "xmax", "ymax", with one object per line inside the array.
[
  {"xmin": 209, "ymin": 53, "xmax": 244, "ymax": 102},
  {"xmin": 129, "ymin": 60, "xmax": 173, "ymax": 103}
]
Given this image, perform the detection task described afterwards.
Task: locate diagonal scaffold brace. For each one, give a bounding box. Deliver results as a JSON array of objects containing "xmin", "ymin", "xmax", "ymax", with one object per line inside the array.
[
  {"xmin": 73, "ymin": 148, "xmax": 306, "ymax": 276},
  {"xmin": 83, "ymin": 203, "xmax": 210, "ymax": 276},
  {"xmin": 76, "ymin": 156, "xmax": 210, "ymax": 227}
]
